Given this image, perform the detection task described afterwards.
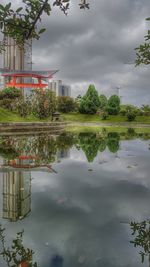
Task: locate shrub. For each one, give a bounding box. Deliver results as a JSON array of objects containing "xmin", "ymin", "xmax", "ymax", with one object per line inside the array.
[
  {"xmin": 57, "ymin": 96, "xmax": 76, "ymax": 113},
  {"xmin": 0, "ymin": 87, "xmax": 21, "ymax": 99},
  {"xmin": 127, "ymin": 111, "xmax": 136, "ymax": 121},
  {"xmin": 79, "ymin": 84, "xmax": 100, "ymax": 114},
  {"xmin": 101, "ymin": 110, "xmax": 108, "ymax": 120},
  {"xmin": 17, "ymin": 97, "xmax": 31, "ymax": 117},
  {"xmin": 31, "ymin": 89, "xmax": 57, "ymax": 119},
  {"xmin": 107, "ymin": 95, "xmax": 120, "ymax": 115},
  {"xmin": 99, "ymin": 94, "xmax": 107, "ymax": 110}
]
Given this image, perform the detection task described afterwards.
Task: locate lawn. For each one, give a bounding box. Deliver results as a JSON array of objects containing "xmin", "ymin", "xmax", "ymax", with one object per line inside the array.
[
  {"xmin": 0, "ymin": 108, "xmax": 50, "ymax": 122},
  {"xmin": 0, "ymin": 108, "xmax": 150, "ymax": 125},
  {"xmin": 62, "ymin": 112, "xmax": 150, "ymax": 124}
]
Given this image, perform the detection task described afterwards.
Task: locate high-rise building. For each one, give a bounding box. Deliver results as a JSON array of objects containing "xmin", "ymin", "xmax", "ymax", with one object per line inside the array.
[
  {"xmin": 48, "ymin": 80, "xmax": 71, "ymax": 97},
  {"xmin": 2, "ymin": 36, "xmax": 32, "ymax": 94},
  {"xmin": 3, "ymin": 36, "xmax": 32, "ymax": 71},
  {"xmin": 3, "ymin": 167, "xmax": 31, "ymax": 222}
]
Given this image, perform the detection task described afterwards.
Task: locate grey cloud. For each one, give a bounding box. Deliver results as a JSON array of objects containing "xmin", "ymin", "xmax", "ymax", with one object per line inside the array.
[{"xmin": 0, "ymin": 0, "xmax": 150, "ymax": 104}]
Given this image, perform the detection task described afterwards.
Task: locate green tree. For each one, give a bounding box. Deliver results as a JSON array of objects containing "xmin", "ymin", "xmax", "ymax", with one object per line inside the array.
[
  {"xmin": 0, "ymin": 0, "xmax": 90, "ymax": 52},
  {"xmin": 79, "ymin": 84, "xmax": 100, "ymax": 114},
  {"xmin": 135, "ymin": 18, "xmax": 150, "ymax": 66},
  {"xmin": 99, "ymin": 94, "xmax": 107, "ymax": 110},
  {"xmin": 107, "ymin": 95, "xmax": 120, "ymax": 115},
  {"xmin": 57, "ymin": 96, "xmax": 76, "ymax": 113}
]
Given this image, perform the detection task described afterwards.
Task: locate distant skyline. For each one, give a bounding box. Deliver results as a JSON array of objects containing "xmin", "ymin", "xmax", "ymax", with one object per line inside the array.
[{"xmin": 0, "ymin": 0, "xmax": 150, "ymax": 105}]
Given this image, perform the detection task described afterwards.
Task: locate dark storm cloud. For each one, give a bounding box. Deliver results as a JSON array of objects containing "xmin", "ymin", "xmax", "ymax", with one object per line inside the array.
[{"xmin": 0, "ymin": 0, "xmax": 150, "ymax": 104}]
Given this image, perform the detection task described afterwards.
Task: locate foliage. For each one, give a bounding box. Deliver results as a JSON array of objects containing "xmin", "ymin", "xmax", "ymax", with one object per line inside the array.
[
  {"xmin": 99, "ymin": 94, "xmax": 108, "ymax": 110},
  {"xmin": 17, "ymin": 96, "xmax": 32, "ymax": 117},
  {"xmin": 141, "ymin": 104, "xmax": 150, "ymax": 116},
  {"xmin": 57, "ymin": 96, "xmax": 76, "ymax": 113},
  {"xmin": 0, "ymin": 224, "xmax": 38, "ymax": 267},
  {"xmin": 130, "ymin": 220, "xmax": 150, "ymax": 263},
  {"xmin": 125, "ymin": 105, "xmax": 137, "ymax": 121},
  {"xmin": 79, "ymin": 84, "xmax": 100, "ymax": 114},
  {"xmin": 31, "ymin": 89, "xmax": 57, "ymax": 119},
  {"xmin": 107, "ymin": 132, "xmax": 120, "ymax": 153},
  {"xmin": 0, "ymin": 87, "xmax": 21, "ymax": 100},
  {"xmin": 107, "ymin": 95, "xmax": 120, "ymax": 115},
  {"xmin": 56, "ymin": 132, "xmax": 76, "ymax": 150},
  {"xmin": 101, "ymin": 110, "xmax": 108, "ymax": 120},
  {"xmin": 127, "ymin": 111, "xmax": 136, "ymax": 121},
  {"xmin": 78, "ymin": 132, "xmax": 101, "ymax": 162},
  {"xmin": 0, "ymin": 0, "xmax": 89, "ymax": 52},
  {"xmin": 135, "ymin": 18, "xmax": 150, "ymax": 65},
  {"xmin": 99, "ymin": 138, "xmax": 107, "ymax": 152},
  {"xmin": 120, "ymin": 105, "xmax": 142, "ymax": 116}
]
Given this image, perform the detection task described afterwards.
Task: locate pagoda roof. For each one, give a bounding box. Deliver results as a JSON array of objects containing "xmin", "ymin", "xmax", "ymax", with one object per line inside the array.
[{"xmin": 0, "ymin": 69, "xmax": 59, "ymax": 79}]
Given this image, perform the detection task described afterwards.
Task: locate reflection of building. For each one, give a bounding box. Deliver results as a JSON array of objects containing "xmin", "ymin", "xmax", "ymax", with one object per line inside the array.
[
  {"xmin": 3, "ymin": 168, "xmax": 31, "ymax": 222},
  {"xmin": 56, "ymin": 149, "xmax": 70, "ymax": 163},
  {"xmin": 48, "ymin": 80, "xmax": 71, "ymax": 97}
]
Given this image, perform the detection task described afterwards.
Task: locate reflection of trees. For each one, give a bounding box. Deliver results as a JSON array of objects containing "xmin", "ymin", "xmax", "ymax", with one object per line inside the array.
[
  {"xmin": 107, "ymin": 132, "xmax": 120, "ymax": 153},
  {"xmin": 78, "ymin": 133, "xmax": 101, "ymax": 162},
  {"xmin": 99, "ymin": 139, "xmax": 107, "ymax": 152},
  {"xmin": 0, "ymin": 224, "xmax": 38, "ymax": 267},
  {"xmin": 130, "ymin": 220, "xmax": 150, "ymax": 266},
  {"xmin": 56, "ymin": 132, "xmax": 77, "ymax": 151}
]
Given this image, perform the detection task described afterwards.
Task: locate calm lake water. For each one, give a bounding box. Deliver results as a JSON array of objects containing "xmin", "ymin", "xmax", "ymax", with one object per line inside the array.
[{"xmin": 0, "ymin": 130, "xmax": 150, "ymax": 267}]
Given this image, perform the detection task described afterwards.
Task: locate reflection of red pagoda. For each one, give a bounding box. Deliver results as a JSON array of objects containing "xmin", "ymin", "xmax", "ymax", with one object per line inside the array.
[
  {"xmin": 18, "ymin": 262, "xmax": 29, "ymax": 267},
  {"xmin": 0, "ymin": 69, "xmax": 58, "ymax": 90},
  {"xmin": 2, "ymin": 155, "xmax": 56, "ymax": 172}
]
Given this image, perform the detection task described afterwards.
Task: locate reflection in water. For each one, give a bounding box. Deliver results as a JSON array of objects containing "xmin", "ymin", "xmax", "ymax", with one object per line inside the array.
[
  {"xmin": 0, "ymin": 130, "xmax": 149, "ymax": 266},
  {"xmin": 0, "ymin": 225, "xmax": 37, "ymax": 267},
  {"xmin": 3, "ymin": 170, "xmax": 31, "ymax": 222},
  {"xmin": 130, "ymin": 220, "xmax": 150, "ymax": 266}
]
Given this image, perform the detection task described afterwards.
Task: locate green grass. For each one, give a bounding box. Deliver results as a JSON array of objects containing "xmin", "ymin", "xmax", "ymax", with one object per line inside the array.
[
  {"xmin": 0, "ymin": 108, "xmax": 50, "ymax": 122},
  {"xmin": 62, "ymin": 112, "xmax": 150, "ymax": 124},
  {"xmin": 0, "ymin": 108, "xmax": 150, "ymax": 126}
]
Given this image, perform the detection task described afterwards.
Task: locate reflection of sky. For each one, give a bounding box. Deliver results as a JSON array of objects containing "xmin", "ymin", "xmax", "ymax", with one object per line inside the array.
[{"xmin": 0, "ymin": 139, "xmax": 150, "ymax": 267}]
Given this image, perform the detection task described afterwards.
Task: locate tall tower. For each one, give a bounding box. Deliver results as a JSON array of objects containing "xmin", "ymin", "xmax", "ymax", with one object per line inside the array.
[
  {"xmin": 3, "ymin": 36, "xmax": 32, "ymax": 71},
  {"xmin": 3, "ymin": 36, "xmax": 32, "ymax": 93}
]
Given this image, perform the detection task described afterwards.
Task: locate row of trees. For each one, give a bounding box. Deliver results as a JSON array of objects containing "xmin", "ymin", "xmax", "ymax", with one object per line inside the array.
[
  {"xmin": 1, "ymin": 86, "xmax": 149, "ymax": 121},
  {"xmin": 79, "ymin": 84, "xmax": 120, "ymax": 115},
  {"xmin": 0, "ymin": 87, "xmax": 77, "ymax": 119}
]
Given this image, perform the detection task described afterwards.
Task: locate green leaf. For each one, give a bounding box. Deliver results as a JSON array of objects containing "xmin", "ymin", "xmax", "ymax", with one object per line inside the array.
[
  {"xmin": 38, "ymin": 28, "xmax": 46, "ymax": 34},
  {"xmin": 16, "ymin": 7, "xmax": 23, "ymax": 13}
]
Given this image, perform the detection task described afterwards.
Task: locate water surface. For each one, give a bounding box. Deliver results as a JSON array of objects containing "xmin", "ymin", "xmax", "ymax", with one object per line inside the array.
[{"xmin": 0, "ymin": 130, "xmax": 150, "ymax": 267}]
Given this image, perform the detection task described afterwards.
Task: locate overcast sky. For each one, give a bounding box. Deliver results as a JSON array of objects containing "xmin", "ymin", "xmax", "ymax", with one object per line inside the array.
[{"xmin": 1, "ymin": 0, "xmax": 150, "ymax": 105}]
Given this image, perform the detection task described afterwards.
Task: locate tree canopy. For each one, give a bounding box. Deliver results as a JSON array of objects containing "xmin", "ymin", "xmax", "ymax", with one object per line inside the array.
[
  {"xmin": 135, "ymin": 18, "xmax": 150, "ymax": 66},
  {"xmin": 0, "ymin": 0, "xmax": 90, "ymax": 52}
]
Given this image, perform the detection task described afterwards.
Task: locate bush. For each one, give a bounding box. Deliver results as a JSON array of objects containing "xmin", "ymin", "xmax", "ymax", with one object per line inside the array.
[
  {"xmin": 99, "ymin": 94, "xmax": 107, "ymax": 110},
  {"xmin": 101, "ymin": 110, "xmax": 108, "ymax": 120},
  {"xmin": 0, "ymin": 87, "xmax": 21, "ymax": 100},
  {"xmin": 57, "ymin": 96, "xmax": 76, "ymax": 113},
  {"xmin": 107, "ymin": 95, "xmax": 120, "ymax": 115},
  {"xmin": 31, "ymin": 89, "xmax": 57, "ymax": 119},
  {"xmin": 127, "ymin": 111, "xmax": 136, "ymax": 121},
  {"xmin": 79, "ymin": 84, "xmax": 100, "ymax": 114},
  {"xmin": 17, "ymin": 97, "xmax": 31, "ymax": 117}
]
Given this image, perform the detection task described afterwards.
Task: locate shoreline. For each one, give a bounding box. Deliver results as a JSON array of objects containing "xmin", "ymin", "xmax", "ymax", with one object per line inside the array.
[{"xmin": 0, "ymin": 121, "xmax": 150, "ymax": 135}]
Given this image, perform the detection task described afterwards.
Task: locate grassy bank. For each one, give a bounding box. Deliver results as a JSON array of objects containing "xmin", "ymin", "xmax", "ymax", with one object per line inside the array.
[
  {"xmin": 0, "ymin": 108, "xmax": 150, "ymax": 126},
  {"xmin": 62, "ymin": 112, "xmax": 150, "ymax": 124},
  {"xmin": 65, "ymin": 125, "xmax": 150, "ymax": 134},
  {"xmin": 0, "ymin": 108, "xmax": 50, "ymax": 122}
]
